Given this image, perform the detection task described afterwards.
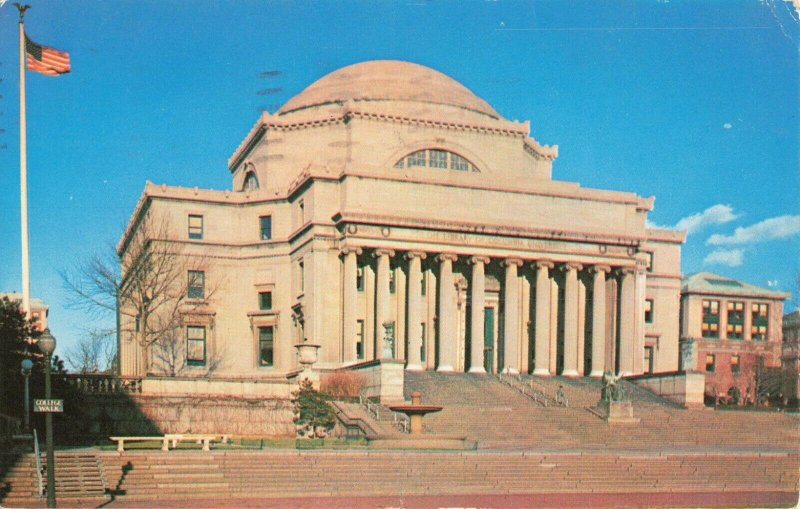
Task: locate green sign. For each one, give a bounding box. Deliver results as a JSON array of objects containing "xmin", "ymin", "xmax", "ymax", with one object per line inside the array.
[{"xmin": 33, "ymin": 399, "xmax": 63, "ymax": 413}]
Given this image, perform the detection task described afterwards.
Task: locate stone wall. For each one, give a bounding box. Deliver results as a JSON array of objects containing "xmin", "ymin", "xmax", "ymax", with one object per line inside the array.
[
  {"xmin": 76, "ymin": 393, "xmax": 295, "ymax": 439},
  {"xmin": 628, "ymin": 371, "xmax": 705, "ymax": 408}
]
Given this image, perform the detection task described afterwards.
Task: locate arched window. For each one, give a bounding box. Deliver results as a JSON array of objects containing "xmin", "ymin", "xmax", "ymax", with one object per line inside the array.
[
  {"xmin": 242, "ymin": 171, "xmax": 260, "ymax": 191},
  {"xmin": 393, "ymin": 149, "xmax": 479, "ymax": 172}
]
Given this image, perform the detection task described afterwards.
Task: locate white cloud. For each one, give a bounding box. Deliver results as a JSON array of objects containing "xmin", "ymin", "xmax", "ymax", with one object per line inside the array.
[
  {"xmin": 723, "ymin": 122, "xmax": 732, "ymax": 129},
  {"xmin": 707, "ymin": 215, "xmax": 800, "ymax": 245},
  {"xmin": 703, "ymin": 249, "xmax": 744, "ymax": 267},
  {"xmin": 674, "ymin": 204, "xmax": 739, "ymax": 235}
]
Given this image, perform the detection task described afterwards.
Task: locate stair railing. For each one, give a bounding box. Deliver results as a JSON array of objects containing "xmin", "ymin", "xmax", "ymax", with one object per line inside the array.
[
  {"xmin": 496, "ymin": 372, "xmax": 553, "ymax": 407},
  {"xmin": 33, "ymin": 428, "xmax": 43, "ymax": 498},
  {"xmin": 392, "ymin": 412, "xmax": 410, "ymax": 434},
  {"xmin": 359, "ymin": 393, "xmax": 381, "ymax": 421}
]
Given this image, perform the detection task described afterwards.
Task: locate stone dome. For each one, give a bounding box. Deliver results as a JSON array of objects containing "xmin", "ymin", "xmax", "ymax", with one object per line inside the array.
[{"xmin": 277, "ymin": 60, "xmax": 500, "ymax": 119}]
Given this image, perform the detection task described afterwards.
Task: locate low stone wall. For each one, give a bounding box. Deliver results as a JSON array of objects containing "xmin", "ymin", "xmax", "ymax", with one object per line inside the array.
[
  {"xmin": 142, "ymin": 376, "xmax": 295, "ymax": 398},
  {"xmin": 627, "ymin": 371, "xmax": 706, "ymax": 407},
  {"xmin": 346, "ymin": 359, "xmax": 405, "ymax": 403},
  {"xmin": 76, "ymin": 393, "xmax": 295, "ymax": 438}
]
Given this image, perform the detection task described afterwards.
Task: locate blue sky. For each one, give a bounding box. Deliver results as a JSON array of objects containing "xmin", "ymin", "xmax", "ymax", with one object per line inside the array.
[{"xmin": 0, "ymin": 0, "xmax": 797, "ymax": 363}]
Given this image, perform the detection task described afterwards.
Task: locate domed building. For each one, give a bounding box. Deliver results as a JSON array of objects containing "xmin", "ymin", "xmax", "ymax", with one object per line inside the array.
[{"xmin": 117, "ymin": 61, "xmax": 684, "ymax": 393}]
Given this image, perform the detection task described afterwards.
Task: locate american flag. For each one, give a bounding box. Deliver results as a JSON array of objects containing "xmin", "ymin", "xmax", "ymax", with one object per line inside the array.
[{"xmin": 25, "ymin": 35, "xmax": 70, "ymax": 76}]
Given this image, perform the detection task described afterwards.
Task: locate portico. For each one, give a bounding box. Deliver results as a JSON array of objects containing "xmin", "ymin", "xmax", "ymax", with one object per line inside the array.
[{"xmin": 337, "ymin": 234, "xmax": 648, "ymax": 377}]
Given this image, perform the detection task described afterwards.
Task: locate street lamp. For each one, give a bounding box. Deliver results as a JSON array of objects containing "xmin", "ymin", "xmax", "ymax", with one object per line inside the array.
[
  {"xmin": 37, "ymin": 328, "xmax": 56, "ymax": 509},
  {"xmin": 20, "ymin": 358, "xmax": 33, "ymax": 432}
]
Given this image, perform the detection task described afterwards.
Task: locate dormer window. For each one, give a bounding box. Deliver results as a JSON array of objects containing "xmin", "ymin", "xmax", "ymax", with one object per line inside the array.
[{"xmin": 393, "ymin": 149, "xmax": 479, "ymax": 172}]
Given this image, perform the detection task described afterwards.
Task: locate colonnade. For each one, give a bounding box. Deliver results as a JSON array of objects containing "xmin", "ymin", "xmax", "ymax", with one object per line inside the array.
[{"xmin": 340, "ymin": 247, "xmax": 645, "ymax": 377}]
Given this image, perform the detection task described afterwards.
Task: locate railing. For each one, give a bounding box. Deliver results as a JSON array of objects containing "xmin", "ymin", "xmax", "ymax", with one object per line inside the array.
[
  {"xmin": 33, "ymin": 428, "xmax": 43, "ymax": 498},
  {"xmin": 358, "ymin": 393, "xmax": 410, "ymax": 433},
  {"xmin": 496, "ymin": 372, "xmax": 557, "ymax": 407},
  {"xmin": 359, "ymin": 394, "xmax": 381, "ymax": 421},
  {"xmin": 58, "ymin": 373, "xmax": 143, "ymax": 394},
  {"xmin": 392, "ymin": 412, "xmax": 410, "ymax": 434}
]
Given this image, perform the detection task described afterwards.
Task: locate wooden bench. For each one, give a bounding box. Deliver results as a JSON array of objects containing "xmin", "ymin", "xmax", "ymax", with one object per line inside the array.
[{"xmin": 110, "ymin": 434, "xmax": 230, "ymax": 452}]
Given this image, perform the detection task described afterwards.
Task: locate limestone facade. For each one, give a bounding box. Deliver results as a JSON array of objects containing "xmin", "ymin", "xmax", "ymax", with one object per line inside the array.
[{"xmin": 117, "ymin": 61, "xmax": 684, "ymax": 383}]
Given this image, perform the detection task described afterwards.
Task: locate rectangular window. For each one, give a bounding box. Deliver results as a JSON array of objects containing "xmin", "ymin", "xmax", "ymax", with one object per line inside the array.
[
  {"xmin": 731, "ymin": 354, "xmax": 740, "ymax": 374},
  {"xmin": 429, "ymin": 149, "xmax": 448, "ymax": 168},
  {"xmin": 646, "ymin": 252, "xmax": 654, "ymax": 273},
  {"xmin": 420, "ymin": 274, "xmax": 426, "ymax": 296},
  {"xmin": 188, "ymin": 215, "xmax": 204, "ymax": 240},
  {"xmin": 297, "ymin": 260, "xmax": 304, "ymax": 294},
  {"xmin": 356, "ymin": 320, "xmax": 365, "ymax": 360},
  {"xmin": 408, "ymin": 150, "xmax": 426, "ymax": 167},
  {"xmin": 644, "ymin": 346, "xmax": 654, "ymax": 374},
  {"xmin": 751, "ymin": 303, "xmax": 769, "ymax": 340},
  {"xmin": 298, "ymin": 200, "xmax": 305, "ymax": 225},
  {"xmin": 258, "ymin": 326, "xmax": 274, "ymax": 367},
  {"xmin": 259, "ymin": 215, "xmax": 272, "ymax": 240},
  {"xmin": 389, "ymin": 269, "xmax": 396, "ymax": 294},
  {"xmin": 356, "ymin": 267, "xmax": 364, "ymax": 292},
  {"xmin": 188, "ymin": 270, "xmax": 205, "ymax": 299},
  {"xmin": 258, "ymin": 291, "xmax": 272, "ymax": 311},
  {"xmin": 726, "ymin": 301, "xmax": 744, "ymax": 339},
  {"xmin": 701, "ymin": 300, "xmax": 720, "ymax": 338},
  {"xmin": 186, "ymin": 326, "xmax": 206, "ymax": 366},
  {"xmin": 450, "ymin": 153, "xmax": 469, "ymax": 171},
  {"xmin": 705, "ymin": 354, "xmax": 715, "ymax": 373},
  {"xmin": 644, "ymin": 299, "xmax": 654, "ymax": 324},
  {"xmin": 420, "ymin": 323, "xmax": 426, "ymax": 362}
]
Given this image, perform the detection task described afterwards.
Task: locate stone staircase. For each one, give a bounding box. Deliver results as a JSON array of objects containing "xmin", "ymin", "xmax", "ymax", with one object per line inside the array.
[
  {"xmin": 403, "ymin": 371, "xmax": 800, "ymax": 451},
  {"xmin": 0, "ymin": 450, "xmax": 107, "ymax": 507},
  {"xmin": 37, "ymin": 450, "xmax": 800, "ymax": 503}
]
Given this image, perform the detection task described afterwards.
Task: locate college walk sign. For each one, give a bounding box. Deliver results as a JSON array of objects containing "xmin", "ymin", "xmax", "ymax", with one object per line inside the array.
[{"xmin": 33, "ymin": 399, "xmax": 63, "ymax": 413}]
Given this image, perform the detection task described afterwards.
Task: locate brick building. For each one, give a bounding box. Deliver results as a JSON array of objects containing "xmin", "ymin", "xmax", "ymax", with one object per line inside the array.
[{"xmin": 679, "ymin": 273, "xmax": 788, "ymax": 403}]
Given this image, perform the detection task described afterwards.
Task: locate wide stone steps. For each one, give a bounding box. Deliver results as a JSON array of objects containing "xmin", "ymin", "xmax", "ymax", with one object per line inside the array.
[
  {"xmin": 0, "ymin": 451, "xmax": 108, "ymax": 506},
  {"xmin": 403, "ymin": 371, "xmax": 800, "ymax": 451},
  {"xmin": 94, "ymin": 450, "xmax": 798, "ymax": 501}
]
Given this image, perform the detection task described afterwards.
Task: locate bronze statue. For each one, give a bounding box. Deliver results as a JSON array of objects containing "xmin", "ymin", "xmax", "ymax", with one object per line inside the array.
[{"xmin": 601, "ymin": 370, "xmax": 626, "ymax": 403}]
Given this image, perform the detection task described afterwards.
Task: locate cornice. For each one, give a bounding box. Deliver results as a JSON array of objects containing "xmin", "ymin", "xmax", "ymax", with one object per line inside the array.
[
  {"xmin": 334, "ymin": 211, "xmax": 646, "ymax": 246},
  {"xmin": 227, "ymin": 107, "xmax": 557, "ymax": 171}
]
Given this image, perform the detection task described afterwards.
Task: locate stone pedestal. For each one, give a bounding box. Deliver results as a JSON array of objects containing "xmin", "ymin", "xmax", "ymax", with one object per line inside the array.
[{"xmin": 598, "ymin": 400, "xmax": 640, "ymax": 425}]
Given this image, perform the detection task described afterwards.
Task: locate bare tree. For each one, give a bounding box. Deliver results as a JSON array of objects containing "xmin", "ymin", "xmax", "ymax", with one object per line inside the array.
[
  {"xmin": 63, "ymin": 213, "xmax": 220, "ymax": 376},
  {"xmin": 66, "ymin": 331, "xmax": 117, "ymax": 374}
]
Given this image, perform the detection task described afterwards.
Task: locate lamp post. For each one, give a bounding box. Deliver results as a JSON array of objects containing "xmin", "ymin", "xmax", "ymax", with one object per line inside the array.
[
  {"xmin": 20, "ymin": 358, "xmax": 33, "ymax": 432},
  {"xmin": 37, "ymin": 328, "xmax": 56, "ymax": 509}
]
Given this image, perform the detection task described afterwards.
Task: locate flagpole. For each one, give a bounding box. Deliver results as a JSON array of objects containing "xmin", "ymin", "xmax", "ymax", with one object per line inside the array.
[{"xmin": 17, "ymin": 4, "xmax": 30, "ymax": 318}]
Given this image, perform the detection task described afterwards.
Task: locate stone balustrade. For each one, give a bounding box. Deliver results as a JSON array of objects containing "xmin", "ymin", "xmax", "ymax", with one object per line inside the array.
[{"xmin": 58, "ymin": 373, "xmax": 143, "ymax": 394}]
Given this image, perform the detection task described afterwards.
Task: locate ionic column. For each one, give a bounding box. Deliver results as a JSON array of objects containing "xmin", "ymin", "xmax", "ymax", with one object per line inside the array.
[
  {"xmin": 502, "ymin": 258, "xmax": 523, "ymax": 374},
  {"xmin": 374, "ymin": 249, "xmax": 395, "ymax": 359},
  {"xmin": 561, "ymin": 262, "xmax": 583, "ymax": 377},
  {"xmin": 533, "ymin": 260, "xmax": 554, "ymax": 376},
  {"xmin": 469, "ymin": 256, "xmax": 490, "ymax": 373},
  {"xmin": 437, "ymin": 253, "xmax": 458, "ymax": 372},
  {"xmin": 589, "ymin": 265, "xmax": 610, "ymax": 377},
  {"xmin": 617, "ymin": 267, "xmax": 636, "ymax": 375},
  {"xmin": 405, "ymin": 251, "xmax": 426, "ymax": 371},
  {"xmin": 341, "ymin": 247, "xmax": 362, "ymax": 363}
]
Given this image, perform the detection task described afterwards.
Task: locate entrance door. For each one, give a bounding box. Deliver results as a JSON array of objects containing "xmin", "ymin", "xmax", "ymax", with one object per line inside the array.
[{"xmin": 484, "ymin": 307, "xmax": 494, "ymax": 373}]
